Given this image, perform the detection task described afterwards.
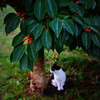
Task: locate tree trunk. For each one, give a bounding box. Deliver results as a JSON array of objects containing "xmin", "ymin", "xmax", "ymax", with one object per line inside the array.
[{"xmin": 30, "ymin": 50, "xmax": 47, "ymax": 96}]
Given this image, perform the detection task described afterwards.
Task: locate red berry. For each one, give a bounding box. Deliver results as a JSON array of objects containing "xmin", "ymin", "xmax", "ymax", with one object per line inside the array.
[
  {"xmin": 75, "ymin": 12, "xmax": 78, "ymax": 14},
  {"xmin": 16, "ymin": 13, "xmax": 20, "ymax": 15},
  {"xmin": 22, "ymin": 39, "xmax": 25, "ymax": 42},
  {"xmin": 85, "ymin": 28, "xmax": 91, "ymax": 32},
  {"xmin": 26, "ymin": 35, "xmax": 29, "ymax": 38},
  {"xmin": 29, "ymin": 39, "xmax": 32, "ymax": 43},
  {"xmin": 75, "ymin": 2, "xmax": 79, "ymax": 6}
]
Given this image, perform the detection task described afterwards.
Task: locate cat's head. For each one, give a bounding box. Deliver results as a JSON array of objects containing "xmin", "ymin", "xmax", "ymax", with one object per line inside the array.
[{"xmin": 50, "ymin": 64, "xmax": 61, "ymax": 73}]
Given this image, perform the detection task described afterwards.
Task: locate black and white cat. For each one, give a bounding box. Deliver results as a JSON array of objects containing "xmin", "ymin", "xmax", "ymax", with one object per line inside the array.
[{"xmin": 50, "ymin": 64, "xmax": 66, "ymax": 91}]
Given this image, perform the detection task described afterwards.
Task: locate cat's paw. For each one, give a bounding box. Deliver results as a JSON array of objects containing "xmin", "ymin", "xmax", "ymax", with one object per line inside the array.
[
  {"xmin": 57, "ymin": 87, "xmax": 64, "ymax": 91},
  {"xmin": 51, "ymin": 82, "xmax": 57, "ymax": 87},
  {"xmin": 61, "ymin": 87, "xmax": 64, "ymax": 90},
  {"xmin": 51, "ymin": 80, "xmax": 57, "ymax": 87}
]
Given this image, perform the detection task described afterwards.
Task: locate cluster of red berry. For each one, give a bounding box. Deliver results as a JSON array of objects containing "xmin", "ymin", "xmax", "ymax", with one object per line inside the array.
[
  {"xmin": 71, "ymin": 1, "xmax": 80, "ymax": 14},
  {"xmin": 16, "ymin": 12, "xmax": 26, "ymax": 20},
  {"xmin": 22, "ymin": 35, "xmax": 32, "ymax": 46},
  {"xmin": 71, "ymin": 1, "xmax": 80, "ymax": 6},
  {"xmin": 85, "ymin": 28, "xmax": 91, "ymax": 32}
]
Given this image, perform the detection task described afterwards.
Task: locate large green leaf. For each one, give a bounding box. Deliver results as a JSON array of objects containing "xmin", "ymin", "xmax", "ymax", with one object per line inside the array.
[
  {"xmin": 45, "ymin": 0, "xmax": 57, "ymax": 19},
  {"xmin": 53, "ymin": 0, "xmax": 59, "ymax": 7},
  {"xmin": 12, "ymin": 33, "xmax": 25, "ymax": 47},
  {"xmin": 4, "ymin": 13, "xmax": 16, "ymax": 24},
  {"xmin": 78, "ymin": 0, "xmax": 96, "ymax": 9},
  {"xmin": 34, "ymin": 38, "xmax": 42, "ymax": 52},
  {"xmin": 74, "ymin": 22, "xmax": 81, "ymax": 37},
  {"xmin": 20, "ymin": 53, "xmax": 28, "ymax": 72},
  {"xmin": 20, "ymin": 20, "xmax": 27, "ymax": 34},
  {"xmin": 76, "ymin": 6, "xmax": 84, "ymax": 16},
  {"xmin": 13, "ymin": 45, "xmax": 25, "ymax": 62},
  {"xmin": 34, "ymin": 0, "xmax": 46, "ymax": 21},
  {"xmin": 27, "ymin": 43, "xmax": 38, "ymax": 62},
  {"xmin": 5, "ymin": 21, "xmax": 12, "ymax": 35},
  {"xmin": 25, "ymin": 0, "xmax": 33, "ymax": 11},
  {"xmin": 82, "ymin": 32, "xmax": 91, "ymax": 49},
  {"xmin": 63, "ymin": 19, "xmax": 75, "ymax": 35},
  {"xmin": 78, "ymin": 0, "xmax": 90, "ymax": 5},
  {"xmin": 69, "ymin": 2, "xmax": 77, "ymax": 12},
  {"xmin": 72, "ymin": 15, "xmax": 85, "ymax": 25},
  {"xmin": 27, "ymin": 58, "xmax": 34, "ymax": 71},
  {"xmin": 28, "ymin": 22, "xmax": 39, "ymax": 33},
  {"xmin": 50, "ymin": 18, "xmax": 62, "ymax": 38},
  {"xmin": 33, "ymin": 24, "xmax": 44, "ymax": 40},
  {"xmin": 56, "ymin": 44, "xmax": 63, "ymax": 54},
  {"xmin": 91, "ymin": 16, "xmax": 100, "ymax": 27},
  {"xmin": 42, "ymin": 30, "xmax": 52, "ymax": 50},
  {"xmin": 26, "ymin": 17, "xmax": 36, "ymax": 25},
  {"xmin": 5, "ymin": 14, "xmax": 19, "ymax": 34},
  {"xmin": 11, "ymin": 15, "xmax": 20, "ymax": 31},
  {"xmin": 59, "ymin": 0, "xmax": 70, "ymax": 7},
  {"xmin": 88, "ymin": 25, "xmax": 100, "ymax": 35},
  {"xmin": 55, "ymin": 32, "xmax": 65, "ymax": 47},
  {"xmin": 92, "ymin": 34, "xmax": 100, "ymax": 48}
]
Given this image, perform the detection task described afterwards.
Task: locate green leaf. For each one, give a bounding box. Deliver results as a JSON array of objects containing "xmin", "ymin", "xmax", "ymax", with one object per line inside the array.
[
  {"xmin": 56, "ymin": 44, "xmax": 63, "ymax": 54},
  {"xmin": 84, "ymin": 18, "xmax": 91, "ymax": 25},
  {"xmin": 27, "ymin": 43, "xmax": 38, "ymax": 62},
  {"xmin": 10, "ymin": 51, "xmax": 14, "ymax": 63},
  {"xmin": 5, "ymin": 21, "xmax": 12, "ymax": 35},
  {"xmin": 33, "ymin": 24, "xmax": 44, "ymax": 40},
  {"xmin": 11, "ymin": 15, "xmax": 20, "ymax": 31},
  {"xmin": 13, "ymin": 45, "xmax": 25, "ymax": 62},
  {"xmin": 53, "ymin": 0, "xmax": 59, "ymax": 8},
  {"xmin": 88, "ymin": 25, "xmax": 100, "ymax": 35},
  {"xmin": 42, "ymin": 30, "xmax": 52, "ymax": 50},
  {"xmin": 55, "ymin": 32, "xmax": 65, "ymax": 47},
  {"xmin": 4, "ymin": 13, "xmax": 16, "ymax": 24},
  {"xmin": 74, "ymin": 22, "xmax": 81, "ymax": 37},
  {"xmin": 25, "ymin": 0, "xmax": 33, "ymax": 11},
  {"xmin": 82, "ymin": 32, "xmax": 91, "ymax": 49},
  {"xmin": 26, "ymin": 17, "xmax": 36, "ymax": 25},
  {"xmin": 12, "ymin": 33, "xmax": 25, "ymax": 47},
  {"xmin": 50, "ymin": 18, "xmax": 62, "ymax": 38},
  {"xmin": 28, "ymin": 22, "xmax": 39, "ymax": 33},
  {"xmin": 5, "ymin": 15, "xmax": 20, "ymax": 35},
  {"xmin": 20, "ymin": 53, "xmax": 28, "ymax": 72},
  {"xmin": 63, "ymin": 19, "xmax": 75, "ymax": 35},
  {"xmin": 27, "ymin": 58, "xmax": 34, "ymax": 71},
  {"xmin": 78, "ymin": 0, "xmax": 96, "ymax": 9},
  {"xmin": 59, "ymin": 0, "xmax": 70, "ymax": 7},
  {"xmin": 72, "ymin": 15, "xmax": 85, "ymax": 25},
  {"xmin": 20, "ymin": 20, "xmax": 27, "ymax": 34},
  {"xmin": 69, "ymin": 2, "xmax": 77, "ymax": 12},
  {"xmin": 76, "ymin": 6, "xmax": 84, "ymax": 16},
  {"xmin": 34, "ymin": 38, "xmax": 42, "ymax": 52},
  {"xmin": 34, "ymin": 0, "xmax": 46, "ymax": 21},
  {"xmin": 92, "ymin": 34, "xmax": 100, "ymax": 48},
  {"xmin": 65, "ymin": 35, "xmax": 73, "ymax": 46},
  {"xmin": 45, "ymin": 0, "xmax": 57, "ymax": 19},
  {"xmin": 78, "ymin": 0, "xmax": 90, "ymax": 5},
  {"xmin": 91, "ymin": 16, "xmax": 100, "ymax": 27}
]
